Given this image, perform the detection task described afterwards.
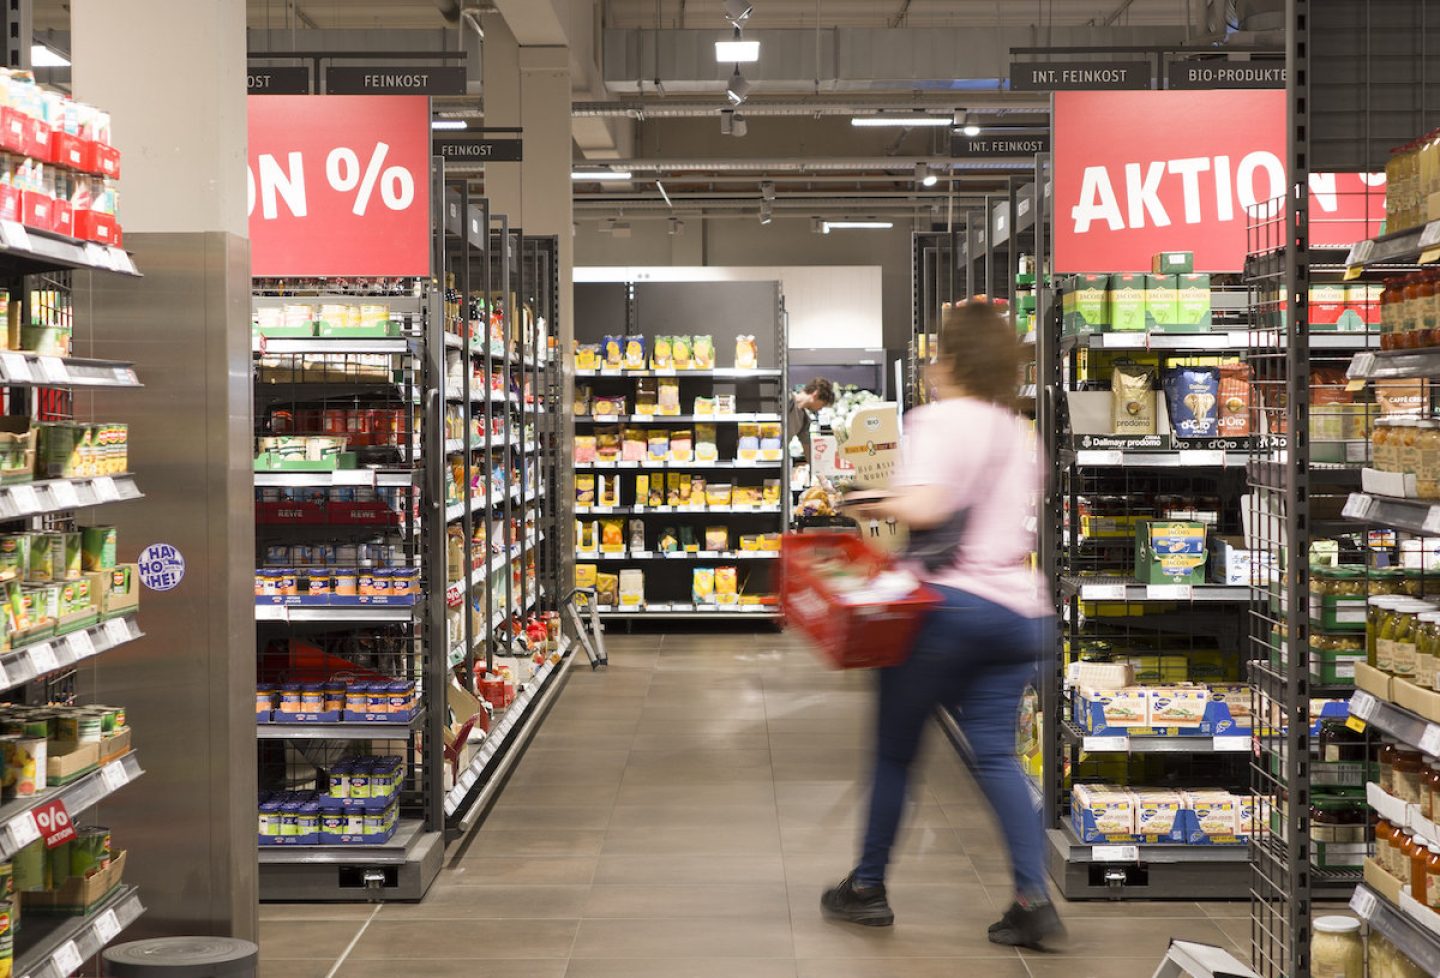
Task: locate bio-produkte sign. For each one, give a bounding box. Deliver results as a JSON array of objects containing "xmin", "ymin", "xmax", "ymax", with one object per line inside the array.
[
  {"xmin": 1053, "ymin": 91, "xmax": 1385, "ymax": 272},
  {"xmin": 247, "ymin": 95, "xmax": 430, "ymax": 277}
]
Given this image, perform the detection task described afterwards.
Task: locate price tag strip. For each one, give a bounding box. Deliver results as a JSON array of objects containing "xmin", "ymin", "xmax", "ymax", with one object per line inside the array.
[
  {"xmin": 1349, "ymin": 689, "xmax": 1378, "ymax": 722},
  {"xmin": 103, "ymin": 618, "xmax": 131, "ymax": 649},
  {"xmin": 100, "ymin": 760, "xmax": 130, "ymax": 793},
  {"xmin": 94, "ymin": 907, "xmax": 122, "ymax": 945},
  {"xmin": 50, "ymin": 939, "xmax": 84, "ymax": 976},
  {"xmin": 1091, "ymin": 844, "xmax": 1140, "ymax": 863}
]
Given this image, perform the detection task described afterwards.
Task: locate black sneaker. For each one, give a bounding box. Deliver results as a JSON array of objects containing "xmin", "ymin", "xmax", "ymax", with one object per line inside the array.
[
  {"xmin": 820, "ymin": 873, "xmax": 895, "ymax": 927},
  {"xmin": 987, "ymin": 899, "xmax": 1065, "ymax": 949}
]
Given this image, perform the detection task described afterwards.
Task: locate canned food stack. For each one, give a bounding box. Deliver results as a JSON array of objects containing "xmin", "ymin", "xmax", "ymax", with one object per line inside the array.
[{"xmin": 256, "ymin": 679, "xmax": 418, "ymax": 724}]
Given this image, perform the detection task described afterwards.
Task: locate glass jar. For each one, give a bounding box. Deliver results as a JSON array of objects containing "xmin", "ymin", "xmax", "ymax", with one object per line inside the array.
[
  {"xmin": 1398, "ymin": 417, "xmax": 1423, "ymax": 476},
  {"xmin": 1428, "ymin": 844, "xmax": 1440, "ymax": 912},
  {"xmin": 1380, "ymin": 741, "xmax": 1400, "ymax": 794},
  {"xmin": 1408, "ymin": 831, "xmax": 1430, "ymax": 901},
  {"xmin": 1399, "ymin": 749, "xmax": 1428, "ymax": 804},
  {"xmin": 1392, "ymin": 827, "xmax": 1413, "ymax": 878},
  {"xmin": 1428, "ymin": 762, "xmax": 1440, "ymax": 820},
  {"xmin": 1319, "ymin": 717, "xmax": 1367, "ymax": 762},
  {"xmin": 1374, "ymin": 417, "xmax": 1395, "ymax": 471},
  {"xmin": 1311, "ymin": 915, "xmax": 1363, "ymax": 978},
  {"xmin": 1417, "ymin": 612, "xmax": 1440, "ymax": 689},
  {"xmin": 1381, "ymin": 287, "xmax": 1398, "ymax": 351},
  {"xmin": 1377, "ymin": 817, "xmax": 1396, "ymax": 871},
  {"xmin": 1404, "ymin": 275, "xmax": 1425, "ymax": 348},
  {"xmin": 1374, "ymin": 568, "xmax": 1409, "ymax": 596},
  {"xmin": 1311, "ymin": 798, "xmax": 1367, "ymax": 845}
]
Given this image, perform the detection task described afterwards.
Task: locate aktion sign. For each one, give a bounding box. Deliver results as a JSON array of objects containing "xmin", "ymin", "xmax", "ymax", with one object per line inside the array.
[
  {"xmin": 1053, "ymin": 90, "xmax": 1385, "ymax": 272},
  {"xmin": 248, "ymin": 95, "xmax": 430, "ymax": 277}
]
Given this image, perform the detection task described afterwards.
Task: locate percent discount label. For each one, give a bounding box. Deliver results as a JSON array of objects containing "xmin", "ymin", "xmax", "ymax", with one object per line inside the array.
[
  {"xmin": 248, "ymin": 95, "xmax": 430, "ymax": 277},
  {"xmin": 33, "ymin": 798, "xmax": 76, "ymax": 849}
]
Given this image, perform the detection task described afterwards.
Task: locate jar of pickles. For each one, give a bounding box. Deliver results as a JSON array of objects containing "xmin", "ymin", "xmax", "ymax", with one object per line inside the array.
[
  {"xmin": 1376, "ymin": 599, "xmax": 1436, "ymax": 676},
  {"xmin": 1373, "ymin": 567, "xmax": 1409, "ymax": 596},
  {"xmin": 1417, "ymin": 612, "xmax": 1440, "ymax": 689}
]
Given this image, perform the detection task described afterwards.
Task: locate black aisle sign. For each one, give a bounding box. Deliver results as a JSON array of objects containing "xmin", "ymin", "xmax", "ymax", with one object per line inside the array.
[
  {"xmin": 1010, "ymin": 61, "xmax": 1151, "ymax": 91},
  {"xmin": 951, "ymin": 133, "xmax": 1050, "ymax": 157},
  {"xmin": 326, "ymin": 66, "xmax": 467, "ymax": 95},
  {"xmin": 434, "ymin": 136, "xmax": 524, "ymax": 162},
  {"xmin": 248, "ymin": 66, "xmax": 310, "ymax": 94},
  {"xmin": 1167, "ymin": 61, "xmax": 1286, "ymax": 89}
]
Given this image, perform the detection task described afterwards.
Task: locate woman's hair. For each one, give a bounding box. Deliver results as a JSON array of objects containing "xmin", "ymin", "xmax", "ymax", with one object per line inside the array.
[
  {"xmin": 936, "ymin": 300, "xmax": 1021, "ymax": 410},
  {"xmin": 803, "ymin": 377, "xmax": 836, "ymax": 406}
]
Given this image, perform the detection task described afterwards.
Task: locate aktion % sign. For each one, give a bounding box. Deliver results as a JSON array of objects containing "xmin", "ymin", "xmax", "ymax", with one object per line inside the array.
[
  {"xmin": 248, "ymin": 95, "xmax": 431, "ymax": 277},
  {"xmin": 33, "ymin": 798, "xmax": 77, "ymax": 849}
]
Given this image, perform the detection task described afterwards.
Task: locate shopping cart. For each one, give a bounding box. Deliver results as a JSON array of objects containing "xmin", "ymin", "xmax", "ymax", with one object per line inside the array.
[
  {"xmin": 779, "ymin": 532, "xmax": 938, "ymax": 670},
  {"xmin": 562, "ymin": 587, "xmax": 609, "ymax": 669}
]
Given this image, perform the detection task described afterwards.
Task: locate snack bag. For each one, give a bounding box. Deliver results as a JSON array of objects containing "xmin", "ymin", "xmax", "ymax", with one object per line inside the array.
[
  {"xmin": 1162, "ymin": 365, "xmax": 1221, "ymax": 439},
  {"xmin": 624, "ymin": 335, "xmax": 647, "ymax": 370},
  {"xmin": 705, "ymin": 526, "xmax": 729, "ymax": 552},
  {"xmin": 596, "ymin": 573, "xmax": 619, "ymax": 606},
  {"xmin": 735, "ymin": 335, "xmax": 758, "ymax": 370},
  {"xmin": 696, "ymin": 423, "xmax": 718, "ymax": 462},
  {"xmin": 672, "ymin": 335, "xmax": 693, "ymax": 369},
  {"xmin": 635, "ymin": 378, "xmax": 659, "ymax": 416},
  {"xmin": 715, "ymin": 566, "xmax": 739, "ymax": 604},
  {"xmin": 1218, "ymin": 362, "xmax": 1252, "ymax": 437},
  {"xmin": 693, "ymin": 567, "xmax": 715, "ymax": 605},
  {"xmin": 649, "ymin": 430, "xmax": 670, "ymax": 462},
  {"xmin": 652, "ymin": 336, "xmax": 673, "ymax": 369},
  {"xmin": 623, "ymin": 428, "xmax": 647, "ymax": 462},
  {"xmin": 670, "ymin": 429, "xmax": 694, "ymax": 462},
  {"xmin": 619, "ymin": 569, "xmax": 645, "ymax": 607},
  {"xmin": 1111, "ymin": 362, "xmax": 1156, "ymax": 436},
  {"xmin": 575, "ymin": 475, "xmax": 595, "ymax": 506},
  {"xmin": 693, "ymin": 335, "xmax": 715, "ymax": 369},
  {"xmin": 602, "ymin": 335, "xmax": 624, "ymax": 369},
  {"xmin": 574, "ymin": 436, "xmax": 597, "ymax": 463},
  {"xmin": 658, "ymin": 379, "xmax": 680, "ymax": 416}
]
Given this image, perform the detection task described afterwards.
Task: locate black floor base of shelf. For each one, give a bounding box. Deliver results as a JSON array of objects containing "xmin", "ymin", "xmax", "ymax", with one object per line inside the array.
[{"xmin": 1046, "ymin": 828, "xmax": 1252, "ymax": 900}]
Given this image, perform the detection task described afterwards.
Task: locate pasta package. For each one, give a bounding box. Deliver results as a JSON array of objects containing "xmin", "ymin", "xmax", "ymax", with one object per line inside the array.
[
  {"xmin": 574, "ymin": 436, "xmax": 597, "ymax": 463},
  {"xmin": 705, "ymin": 526, "xmax": 729, "ymax": 552},
  {"xmin": 619, "ymin": 569, "xmax": 645, "ymax": 607},
  {"xmin": 1218, "ymin": 362, "xmax": 1251, "ymax": 437},
  {"xmin": 575, "ymin": 475, "xmax": 595, "ymax": 506},
  {"xmin": 575, "ymin": 343, "xmax": 600, "ymax": 370},
  {"xmin": 672, "ymin": 335, "xmax": 693, "ymax": 369},
  {"xmin": 593, "ymin": 394, "xmax": 627, "ymax": 417},
  {"xmin": 658, "ymin": 527, "xmax": 679, "ymax": 552},
  {"xmin": 596, "ymin": 573, "xmax": 619, "ymax": 607},
  {"xmin": 693, "ymin": 567, "xmax": 715, "ymax": 605},
  {"xmin": 648, "ymin": 481, "xmax": 664, "ymax": 508},
  {"xmin": 1162, "ymin": 365, "xmax": 1221, "ymax": 439},
  {"xmin": 763, "ymin": 479, "xmax": 781, "ymax": 506},
  {"xmin": 670, "ymin": 429, "xmax": 694, "ymax": 462},
  {"xmin": 693, "ymin": 335, "xmax": 715, "ymax": 369},
  {"xmin": 652, "ymin": 336, "xmax": 673, "ymax": 370},
  {"xmin": 678, "ymin": 474, "xmax": 694, "ymax": 506},
  {"xmin": 759, "ymin": 422, "xmax": 784, "ymax": 461},
  {"xmin": 599, "ymin": 475, "xmax": 620, "ymax": 507},
  {"xmin": 693, "ymin": 396, "xmax": 715, "ymax": 416},
  {"xmin": 681, "ymin": 526, "xmax": 699, "ymax": 552},
  {"xmin": 649, "ymin": 429, "xmax": 670, "ymax": 462},
  {"xmin": 1111, "ymin": 363, "xmax": 1156, "ymax": 436},
  {"xmin": 635, "ymin": 378, "xmax": 659, "ymax": 416},
  {"xmin": 602, "ymin": 335, "xmax": 624, "ymax": 368},
  {"xmin": 715, "ymin": 393, "xmax": 737, "ymax": 416},
  {"xmin": 696, "ymin": 424, "xmax": 718, "ymax": 462},
  {"xmin": 623, "ymin": 335, "xmax": 647, "ymax": 370},
  {"xmin": 658, "ymin": 379, "xmax": 681, "ymax": 416},
  {"xmin": 737, "ymin": 423, "xmax": 761, "ymax": 460},
  {"xmin": 735, "ymin": 335, "xmax": 758, "ymax": 370},
  {"xmin": 600, "ymin": 519, "xmax": 625, "ymax": 552},
  {"xmin": 596, "ymin": 427, "xmax": 622, "ymax": 461},
  {"xmin": 706, "ymin": 482, "xmax": 734, "ymax": 507},
  {"xmin": 690, "ymin": 476, "xmax": 707, "ymax": 507},
  {"xmin": 666, "ymin": 474, "xmax": 682, "ymax": 506},
  {"xmin": 715, "ymin": 566, "xmax": 739, "ymax": 604},
  {"xmin": 576, "ymin": 520, "xmax": 597, "ymax": 551},
  {"xmin": 635, "ymin": 475, "xmax": 650, "ymax": 506},
  {"xmin": 623, "ymin": 428, "xmax": 647, "ymax": 462},
  {"xmin": 574, "ymin": 562, "xmax": 597, "ymax": 593},
  {"xmin": 573, "ymin": 385, "xmax": 592, "ymax": 416}
]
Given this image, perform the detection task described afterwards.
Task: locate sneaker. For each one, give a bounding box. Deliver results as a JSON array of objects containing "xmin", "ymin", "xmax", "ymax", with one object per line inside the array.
[
  {"xmin": 820, "ymin": 873, "xmax": 895, "ymax": 927},
  {"xmin": 987, "ymin": 899, "xmax": 1065, "ymax": 949}
]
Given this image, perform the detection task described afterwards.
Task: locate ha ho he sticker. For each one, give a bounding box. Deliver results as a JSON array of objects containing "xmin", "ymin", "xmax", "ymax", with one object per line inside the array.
[{"xmin": 138, "ymin": 542, "xmax": 185, "ymax": 591}]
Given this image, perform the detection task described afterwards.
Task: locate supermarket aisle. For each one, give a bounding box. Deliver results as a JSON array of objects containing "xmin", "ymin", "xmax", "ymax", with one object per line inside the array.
[{"xmin": 259, "ymin": 629, "xmax": 1249, "ymax": 978}]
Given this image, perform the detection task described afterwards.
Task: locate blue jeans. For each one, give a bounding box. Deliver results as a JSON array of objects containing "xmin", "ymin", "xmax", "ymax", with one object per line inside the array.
[{"xmin": 855, "ymin": 585, "xmax": 1049, "ymax": 898}]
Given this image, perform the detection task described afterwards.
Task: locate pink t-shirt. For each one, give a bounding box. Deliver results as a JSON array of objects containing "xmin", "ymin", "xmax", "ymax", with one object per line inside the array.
[{"xmin": 892, "ymin": 397, "xmax": 1049, "ymax": 618}]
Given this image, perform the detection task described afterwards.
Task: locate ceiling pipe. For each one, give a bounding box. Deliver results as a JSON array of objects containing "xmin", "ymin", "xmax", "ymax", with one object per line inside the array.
[
  {"xmin": 571, "ymin": 157, "xmax": 1031, "ymax": 172},
  {"xmin": 571, "ymin": 99, "xmax": 1046, "ymax": 118}
]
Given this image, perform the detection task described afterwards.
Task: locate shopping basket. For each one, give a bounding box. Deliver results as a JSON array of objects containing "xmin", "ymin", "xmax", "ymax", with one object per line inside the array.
[{"xmin": 779, "ymin": 532, "xmax": 939, "ymax": 670}]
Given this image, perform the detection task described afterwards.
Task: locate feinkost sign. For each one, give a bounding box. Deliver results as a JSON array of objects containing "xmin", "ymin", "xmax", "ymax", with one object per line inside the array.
[
  {"xmin": 247, "ymin": 95, "xmax": 430, "ymax": 277},
  {"xmin": 1053, "ymin": 90, "xmax": 1385, "ymax": 273}
]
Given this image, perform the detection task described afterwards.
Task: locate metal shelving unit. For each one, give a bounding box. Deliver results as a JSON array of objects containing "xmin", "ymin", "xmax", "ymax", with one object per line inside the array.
[{"xmin": 572, "ymin": 280, "xmax": 789, "ymax": 619}]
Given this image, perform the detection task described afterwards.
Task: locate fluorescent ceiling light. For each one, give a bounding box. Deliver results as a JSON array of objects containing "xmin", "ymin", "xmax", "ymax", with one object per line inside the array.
[
  {"xmin": 851, "ymin": 115, "xmax": 949, "ymax": 128},
  {"xmin": 726, "ymin": 69, "xmax": 752, "ymax": 105},
  {"xmin": 571, "ymin": 169, "xmax": 633, "ymax": 181},
  {"xmin": 431, "ymin": 120, "xmax": 467, "ymax": 130},
  {"xmin": 822, "ymin": 221, "xmax": 894, "ymax": 233},
  {"xmin": 715, "ymin": 39, "xmax": 761, "ymax": 62},
  {"xmin": 31, "ymin": 44, "xmax": 68, "ymax": 68}
]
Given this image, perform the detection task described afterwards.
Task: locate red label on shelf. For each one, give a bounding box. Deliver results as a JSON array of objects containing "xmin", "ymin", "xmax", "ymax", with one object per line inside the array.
[
  {"xmin": 33, "ymin": 799, "xmax": 76, "ymax": 849},
  {"xmin": 1053, "ymin": 91, "xmax": 1386, "ymax": 272},
  {"xmin": 247, "ymin": 95, "xmax": 430, "ymax": 277}
]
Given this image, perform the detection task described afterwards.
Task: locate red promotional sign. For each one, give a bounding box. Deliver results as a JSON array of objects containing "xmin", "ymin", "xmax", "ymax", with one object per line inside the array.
[
  {"xmin": 34, "ymin": 799, "xmax": 76, "ymax": 849},
  {"xmin": 248, "ymin": 95, "xmax": 430, "ymax": 277},
  {"xmin": 1053, "ymin": 90, "xmax": 1386, "ymax": 272}
]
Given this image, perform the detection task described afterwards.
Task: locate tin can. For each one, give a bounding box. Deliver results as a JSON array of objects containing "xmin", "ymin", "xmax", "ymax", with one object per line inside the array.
[
  {"xmin": 89, "ymin": 706, "xmax": 120, "ymax": 735},
  {"xmin": 257, "ymin": 801, "xmax": 282, "ymax": 840},
  {"xmin": 2, "ymin": 738, "xmax": 44, "ymax": 800},
  {"xmin": 11, "ymin": 840, "xmax": 41, "ymax": 891},
  {"xmin": 72, "ymin": 826, "xmax": 111, "ymax": 872},
  {"xmin": 57, "ymin": 712, "xmax": 100, "ymax": 744},
  {"xmin": 0, "ymin": 899, "xmax": 16, "ymax": 976},
  {"xmin": 45, "ymin": 840, "xmax": 70, "ymax": 889}
]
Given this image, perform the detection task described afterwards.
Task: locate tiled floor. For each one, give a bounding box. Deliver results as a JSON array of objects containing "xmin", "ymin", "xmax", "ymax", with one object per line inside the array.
[{"xmin": 260, "ymin": 628, "xmax": 1256, "ymax": 978}]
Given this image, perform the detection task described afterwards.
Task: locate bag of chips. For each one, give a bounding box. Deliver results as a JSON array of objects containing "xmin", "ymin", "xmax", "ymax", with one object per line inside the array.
[
  {"xmin": 705, "ymin": 526, "xmax": 729, "ymax": 552},
  {"xmin": 602, "ymin": 335, "xmax": 624, "ymax": 368},
  {"xmin": 693, "ymin": 335, "xmax": 715, "ymax": 369},
  {"xmin": 624, "ymin": 335, "xmax": 647, "ymax": 370},
  {"xmin": 693, "ymin": 567, "xmax": 715, "ymax": 605}
]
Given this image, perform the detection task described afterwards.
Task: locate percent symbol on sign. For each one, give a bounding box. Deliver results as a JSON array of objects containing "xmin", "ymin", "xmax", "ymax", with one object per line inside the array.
[{"xmin": 325, "ymin": 142, "xmax": 415, "ymax": 216}]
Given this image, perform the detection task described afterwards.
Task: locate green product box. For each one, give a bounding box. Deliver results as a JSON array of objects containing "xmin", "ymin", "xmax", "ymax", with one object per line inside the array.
[
  {"xmin": 1069, "ymin": 274, "xmax": 1109, "ymax": 334},
  {"xmin": 81, "ymin": 527, "xmax": 116, "ymax": 572},
  {"xmin": 1106, "ymin": 274, "xmax": 1148, "ymax": 332},
  {"xmin": 1144, "ymin": 275, "xmax": 1179, "ymax": 330},
  {"xmin": 1152, "ymin": 251, "xmax": 1195, "ymax": 274},
  {"xmin": 1133, "ymin": 520, "xmax": 1207, "ymax": 585},
  {"xmin": 1309, "ymin": 644, "xmax": 1363, "ymax": 685},
  {"xmin": 1174, "ymin": 274, "xmax": 1212, "ymax": 332},
  {"xmin": 0, "ymin": 533, "xmax": 28, "ymax": 578}
]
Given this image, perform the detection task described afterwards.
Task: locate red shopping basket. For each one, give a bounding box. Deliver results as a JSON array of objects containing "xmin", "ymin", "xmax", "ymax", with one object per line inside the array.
[{"xmin": 780, "ymin": 532, "xmax": 940, "ymax": 669}]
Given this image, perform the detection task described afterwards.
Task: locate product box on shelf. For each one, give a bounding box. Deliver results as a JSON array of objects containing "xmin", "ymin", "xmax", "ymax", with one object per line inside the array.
[
  {"xmin": 1106, "ymin": 274, "xmax": 1148, "ymax": 332},
  {"xmin": 1152, "ymin": 251, "xmax": 1194, "ymax": 274},
  {"xmin": 24, "ymin": 848, "xmax": 127, "ymax": 915},
  {"xmin": 1174, "ymin": 275, "xmax": 1212, "ymax": 331},
  {"xmin": 46, "ymin": 739, "xmax": 99, "ymax": 784},
  {"xmin": 1062, "ymin": 274, "xmax": 1109, "ymax": 334},
  {"xmin": 1208, "ymin": 535, "xmax": 1261, "ymax": 586},
  {"xmin": 1133, "ymin": 520, "xmax": 1207, "ymax": 584},
  {"xmin": 1144, "ymin": 275, "xmax": 1179, "ymax": 329}
]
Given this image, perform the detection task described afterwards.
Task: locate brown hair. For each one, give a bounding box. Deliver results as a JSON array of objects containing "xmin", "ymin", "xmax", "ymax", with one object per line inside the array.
[
  {"xmin": 936, "ymin": 300, "xmax": 1020, "ymax": 410},
  {"xmin": 803, "ymin": 377, "xmax": 836, "ymax": 406}
]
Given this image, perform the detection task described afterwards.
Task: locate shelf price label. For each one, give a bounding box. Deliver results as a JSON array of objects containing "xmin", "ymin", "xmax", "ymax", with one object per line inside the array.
[
  {"xmin": 1349, "ymin": 689, "xmax": 1378, "ymax": 722},
  {"xmin": 5, "ymin": 810, "xmax": 39, "ymax": 851},
  {"xmin": 1082, "ymin": 736, "xmax": 1129, "ymax": 752},
  {"xmin": 1079, "ymin": 584, "xmax": 1128, "ymax": 601},
  {"xmin": 104, "ymin": 619, "xmax": 130, "ymax": 647},
  {"xmin": 1145, "ymin": 584, "xmax": 1192, "ymax": 601},
  {"xmin": 1348, "ymin": 352, "xmax": 1377, "ymax": 381},
  {"xmin": 99, "ymin": 761, "xmax": 129, "ymax": 793},
  {"xmin": 0, "ymin": 220, "xmax": 30, "ymax": 252},
  {"xmin": 1213, "ymin": 736, "xmax": 1251, "ymax": 752},
  {"xmin": 51, "ymin": 939, "xmax": 84, "ymax": 976},
  {"xmin": 49, "ymin": 481, "xmax": 80, "ymax": 510},
  {"xmin": 1179, "ymin": 450, "xmax": 1225, "ymax": 467},
  {"xmin": 8, "ymin": 484, "xmax": 39, "ymax": 514},
  {"xmin": 1349, "ymin": 886, "xmax": 1378, "ymax": 921},
  {"xmin": 1091, "ymin": 844, "xmax": 1139, "ymax": 862},
  {"xmin": 94, "ymin": 907, "xmax": 122, "ymax": 945},
  {"xmin": 1342, "ymin": 494, "xmax": 1374, "ymax": 522},
  {"xmin": 35, "ymin": 357, "xmax": 69, "ymax": 384},
  {"xmin": 92, "ymin": 477, "xmax": 120, "ymax": 503},
  {"xmin": 1420, "ymin": 725, "xmax": 1440, "ymax": 757},
  {"xmin": 66, "ymin": 630, "xmax": 95, "ymax": 660},
  {"xmin": 28, "ymin": 642, "xmax": 58, "ymax": 675},
  {"xmin": 0, "ymin": 352, "xmax": 30, "ymax": 383},
  {"xmin": 1075, "ymin": 450, "xmax": 1124, "ymax": 466}
]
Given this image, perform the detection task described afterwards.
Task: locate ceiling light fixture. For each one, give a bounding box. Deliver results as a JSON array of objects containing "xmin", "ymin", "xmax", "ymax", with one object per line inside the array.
[
  {"xmin": 759, "ymin": 200, "xmax": 773, "ymax": 225},
  {"xmin": 761, "ymin": 180, "xmax": 776, "ymax": 201},
  {"xmin": 954, "ymin": 110, "xmax": 981, "ymax": 137},
  {"xmin": 851, "ymin": 114, "xmax": 950, "ymax": 128},
  {"xmin": 431, "ymin": 119, "xmax": 467, "ymax": 130},
  {"xmin": 724, "ymin": 0, "xmax": 753, "ymax": 27},
  {"xmin": 656, "ymin": 181, "xmax": 673, "ymax": 208},
  {"xmin": 715, "ymin": 30, "xmax": 760, "ymax": 63},
  {"xmin": 31, "ymin": 44, "xmax": 68, "ymax": 68},
  {"xmin": 822, "ymin": 221, "xmax": 895, "ymax": 232},
  {"xmin": 571, "ymin": 169, "xmax": 634, "ymax": 181},
  {"xmin": 915, "ymin": 163, "xmax": 938, "ymax": 188},
  {"xmin": 726, "ymin": 68, "xmax": 752, "ymax": 105},
  {"xmin": 668, "ymin": 217, "xmax": 685, "ymax": 236}
]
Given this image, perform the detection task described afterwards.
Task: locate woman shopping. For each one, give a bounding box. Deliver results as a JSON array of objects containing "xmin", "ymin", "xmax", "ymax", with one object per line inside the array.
[{"xmin": 821, "ymin": 300, "xmax": 1062, "ymax": 949}]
